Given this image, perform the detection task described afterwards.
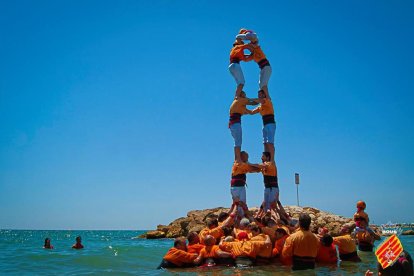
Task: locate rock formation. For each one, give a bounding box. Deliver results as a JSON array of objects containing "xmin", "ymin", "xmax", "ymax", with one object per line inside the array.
[{"xmin": 140, "ymin": 206, "xmax": 369, "ymax": 239}]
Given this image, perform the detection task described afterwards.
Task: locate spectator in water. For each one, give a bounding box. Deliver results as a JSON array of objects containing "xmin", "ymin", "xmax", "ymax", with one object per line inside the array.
[
  {"xmin": 43, "ymin": 237, "xmax": 53, "ymax": 249},
  {"xmin": 72, "ymin": 236, "xmax": 84, "ymax": 249}
]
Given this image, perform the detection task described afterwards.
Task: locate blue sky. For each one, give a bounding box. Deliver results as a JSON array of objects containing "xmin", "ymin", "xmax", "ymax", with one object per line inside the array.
[{"xmin": 1, "ymin": 0, "xmax": 413, "ymax": 230}]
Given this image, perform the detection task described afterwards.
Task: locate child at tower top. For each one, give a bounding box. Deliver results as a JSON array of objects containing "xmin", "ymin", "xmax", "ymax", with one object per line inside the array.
[{"xmin": 353, "ymin": 200, "xmax": 372, "ymax": 233}]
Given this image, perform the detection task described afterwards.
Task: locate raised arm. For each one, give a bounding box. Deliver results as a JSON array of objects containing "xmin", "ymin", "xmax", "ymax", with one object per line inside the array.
[{"xmin": 221, "ymin": 205, "xmax": 238, "ymax": 228}]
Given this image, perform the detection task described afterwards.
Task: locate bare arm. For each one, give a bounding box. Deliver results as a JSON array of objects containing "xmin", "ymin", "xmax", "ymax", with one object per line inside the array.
[
  {"xmin": 221, "ymin": 206, "xmax": 237, "ymax": 228},
  {"xmin": 246, "ymin": 98, "xmax": 260, "ymax": 105}
]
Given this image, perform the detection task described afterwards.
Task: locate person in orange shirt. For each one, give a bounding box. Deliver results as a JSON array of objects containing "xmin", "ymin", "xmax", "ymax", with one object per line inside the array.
[
  {"xmin": 187, "ymin": 232, "xmax": 204, "ymax": 254},
  {"xmin": 354, "ymin": 200, "xmax": 373, "ymax": 233},
  {"xmin": 251, "ymin": 152, "xmax": 291, "ymax": 224},
  {"xmin": 157, "ymin": 237, "xmax": 198, "ymax": 269},
  {"xmin": 230, "ymin": 151, "xmax": 260, "ymax": 218},
  {"xmin": 333, "ymin": 224, "xmax": 361, "ymax": 262},
  {"xmin": 249, "ymin": 224, "xmax": 272, "ymax": 264},
  {"xmin": 219, "ymin": 232, "xmax": 272, "ymax": 267},
  {"xmin": 282, "ymin": 213, "xmax": 320, "ymax": 270},
  {"xmin": 229, "ymin": 38, "xmax": 254, "ymax": 97},
  {"xmin": 194, "ymin": 235, "xmax": 232, "ymax": 267},
  {"xmin": 250, "ymin": 89, "xmax": 276, "ymax": 161},
  {"xmin": 272, "ymin": 227, "xmax": 290, "ymax": 260},
  {"xmin": 199, "ymin": 207, "xmax": 237, "ymax": 244},
  {"xmin": 235, "ymin": 28, "xmax": 271, "ymax": 98},
  {"xmin": 354, "ymin": 220, "xmax": 380, "ymax": 252},
  {"xmin": 229, "ymin": 92, "xmax": 258, "ymax": 163},
  {"xmin": 316, "ymin": 234, "xmax": 338, "ymax": 264}
]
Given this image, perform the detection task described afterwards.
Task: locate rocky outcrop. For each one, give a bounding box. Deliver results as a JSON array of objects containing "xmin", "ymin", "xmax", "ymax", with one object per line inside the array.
[
  {"xmin": 140, "ymin": 206, "xmax": 360, "ymax": 239},
  {"xmin": 402, "ymin": 230, "xmax": 414, "ymax": 235}
]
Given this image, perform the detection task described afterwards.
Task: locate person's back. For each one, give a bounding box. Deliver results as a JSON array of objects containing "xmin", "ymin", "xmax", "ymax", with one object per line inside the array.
[
  {"xmin": 282, "ymin": 213, "xmax": 319, "ymax": 270},
  {"xmin": 158, "ymin": 238, "xmax": 197, "ymax": 269},
  {"xmin": 316, "ymin": 234, "xmax": 337, "ymax": 264},
  {"xmin": 333, "ymin": 225, "xmax": 361, "ymax": 262}
]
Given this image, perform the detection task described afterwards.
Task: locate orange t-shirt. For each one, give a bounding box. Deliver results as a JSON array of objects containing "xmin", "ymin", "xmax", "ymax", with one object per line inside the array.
[
  {"xmin": 163, "ymin": 247, "xmax": 197, "ymax": 266},
  {"xmin": 231, "ymin": 161, "xmax": 253, "ymax": 176},
  {"xmin": 251, "ymin": 45, "xmax": 267, "ymax": 63},
  {"xmin": 187, "ymin": 243, "xmax": 205, "ymax": 254},
  {"xmin": 229, "ymin": 97, "xmax": 249, "ymax": 115},
  {"xmin": 262, "ymin": 225, "xmax": 278, "ymax": 243},
  {"xmin": 261, "ymin": 161, "xmax": 277, "ymax": 177},
  {"xmin": 253, "ymin": 98, "xmax": 274, "ymax": 116},
  {"xmin": 230, "ymin": 44, "xmax": 253, "ymax": 63},
  {"xmin": 272, "ymin": 234, "xmax": 289, "ymax": 257},
  {"xmin": 282, "ymin": 229, "xmax": 319, "ymax": 259},
  {"xmin": 355, "ymin": 230, "xmax": 374, "ymax": 244},
  {"xmin": 316, "ymin": 244, "xmax": 338, "ymax": 263},
  {"xmin": 199, "ymin": 245, "xmax": 221, "ymax": 259},
  {"xmin": 199, "ymin": 226, "xmax": 224, "ymax": 244},
  {"xmin": 333, "ymin": 234, "xmax": 357, "ymax": 254},
  {"xmin": 251, "ymin": 234, "xmax": 272, "ymax": 258},
  {"xmin": 220, "ymin": 240, "xmax": 269, "ymax": 258}
]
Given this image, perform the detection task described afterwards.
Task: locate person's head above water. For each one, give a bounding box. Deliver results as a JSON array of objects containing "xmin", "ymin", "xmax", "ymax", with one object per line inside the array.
[
  {"xmin": 187, "ymin": 232, "xmax": 200, "ymax": 244},
  {"xmin": 44, "ymin": 238, "xmax": 52, "ymax": 249},
  {"xmin": 173, "ymin": 237, "xmax": 187, "ymax": 250}
]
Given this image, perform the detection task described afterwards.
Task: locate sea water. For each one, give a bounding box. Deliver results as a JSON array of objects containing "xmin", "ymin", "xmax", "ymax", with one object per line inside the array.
[{"xmin": 1, "ymin": 230, "xmax": 413, "ymax": 275}]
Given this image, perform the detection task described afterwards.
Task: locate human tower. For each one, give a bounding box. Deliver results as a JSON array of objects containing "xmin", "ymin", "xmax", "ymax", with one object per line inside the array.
[{"xmin": 228, "ymin": 29, "xmax": 290, "ymax": 224}]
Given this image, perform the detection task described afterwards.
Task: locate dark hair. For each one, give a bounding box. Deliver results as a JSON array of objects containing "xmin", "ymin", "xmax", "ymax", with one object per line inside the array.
[
  {"xmin": 276, "ymin": 228, "xmax": 288, "ymax": 235},
  {"xmin": 187, "ymin": 232, "xmax": 199, "ymax": 243},
  {"xmin": 258, "ymin": 89, "xmax": 266, "ymax": 96},
  {"xmin": 249, "ymin": 225, "xmax": 261, "ymax": 233},
  {"xmin": 174, "ymin": 238, "xmax": 185, "ymax": 248},
  {"xmin": 299, "ymin": 213, "xmax": 312, "ymax": 230},
  {"xmin": 262, "ymin": 152, "xmax": 271, "ymax": 160},
  {"xmin": 222, "ymin": 226, "xmax": 233, "ymax": 237},
  {"xmin": 321, "ymin": 234, "xmax": 333, "ymax": 246},
  {"xmin": 206, "ymin": 218, "xmax": 218, "ymax": 228},
  {"xmin": 218, "ymin": 212, "xmax": 229, "ymax": 222},
  {"xmin": 44, "ymin": 238, "xmax": 50, "ymax": 246},
  {"xmin": 76, "ymin": 236, "xmax": 81, "ymax": 241}
]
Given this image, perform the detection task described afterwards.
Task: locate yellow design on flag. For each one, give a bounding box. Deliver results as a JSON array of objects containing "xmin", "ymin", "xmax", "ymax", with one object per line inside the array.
[{"xmin": 375, "ymin": 234, "xmax": 403, "ymax": 269}]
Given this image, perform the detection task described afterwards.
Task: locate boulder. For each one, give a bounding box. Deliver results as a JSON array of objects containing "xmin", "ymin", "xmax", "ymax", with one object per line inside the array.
[
  {"xmin": 141, "ymin": 206, "xmax": 354, "ymax": 239},
  {"xmin": 145, "ymin": 230, "xmax": 166, "ymax": 239},
  {"xmin": 402, "ymin": 230, "xmax": 414, "ymax": 235}
]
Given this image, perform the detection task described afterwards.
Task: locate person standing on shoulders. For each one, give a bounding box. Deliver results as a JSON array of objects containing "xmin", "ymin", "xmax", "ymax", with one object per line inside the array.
[
  {"xmin": 249, "ymin": 89, "xmax": 276, "ymax": 161},
  {"xmin": 229, "ymin": 91, "xmax": 258, "ymax": 162}
]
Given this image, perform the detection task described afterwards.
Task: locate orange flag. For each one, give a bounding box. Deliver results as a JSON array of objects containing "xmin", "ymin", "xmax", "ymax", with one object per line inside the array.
[{"xmin": 375, "ymin": 234, "xmax": 403, "ymax": 269}]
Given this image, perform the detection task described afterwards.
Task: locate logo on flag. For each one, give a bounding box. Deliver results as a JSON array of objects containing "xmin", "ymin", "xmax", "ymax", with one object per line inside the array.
[{"xmin": 375, "ymin": 234, "xmax": 403, "ymax": 269}]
